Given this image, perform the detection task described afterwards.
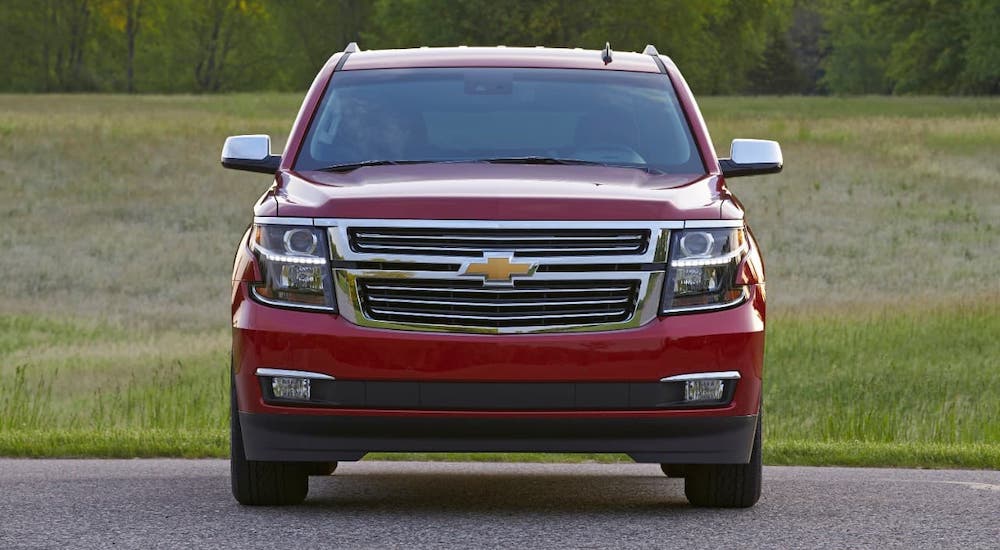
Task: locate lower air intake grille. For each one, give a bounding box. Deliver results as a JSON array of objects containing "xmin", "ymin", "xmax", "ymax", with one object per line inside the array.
[{"xmin": 358, "ymin": 278, "xmax": 639, "ymax": 329}]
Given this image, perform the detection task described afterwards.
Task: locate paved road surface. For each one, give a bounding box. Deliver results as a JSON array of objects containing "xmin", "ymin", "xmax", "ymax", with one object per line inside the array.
[{"xmin": 1, "ymin": 460, "xmax": 998, "ymax": 549}]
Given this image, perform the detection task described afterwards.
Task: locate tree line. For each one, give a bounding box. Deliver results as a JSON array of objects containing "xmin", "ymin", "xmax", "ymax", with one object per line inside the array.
[{"xmin": 1, "ymin": 0, "xmax": 996, "ymax": 95}]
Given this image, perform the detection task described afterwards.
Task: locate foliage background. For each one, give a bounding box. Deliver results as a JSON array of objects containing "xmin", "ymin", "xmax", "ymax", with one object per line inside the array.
[{"xmin": 1, "ymin": 0, "xmax": 997, "ymax": 95}]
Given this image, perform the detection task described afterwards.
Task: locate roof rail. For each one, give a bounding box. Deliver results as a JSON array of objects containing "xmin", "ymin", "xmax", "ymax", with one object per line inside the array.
[
  {"xmin": 601, "ymin": 42, "xmax": 613, "ymax": 65},
  {"xmin": 344, "ymin": 42, "xmax": 359, "ymax": 53},
  {"xmin": 642, "ymin": 44, "xmax": 659, "ymax": 56}
]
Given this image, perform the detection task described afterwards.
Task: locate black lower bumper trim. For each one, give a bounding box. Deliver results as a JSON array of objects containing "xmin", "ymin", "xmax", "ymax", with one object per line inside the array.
[
  {"xmin": 238, "ymin": 413, "xmax": 758, "ymax": 464},
  {"xmin": 260, "ymin": 379, "xmax": 735, "ymax": 410}
]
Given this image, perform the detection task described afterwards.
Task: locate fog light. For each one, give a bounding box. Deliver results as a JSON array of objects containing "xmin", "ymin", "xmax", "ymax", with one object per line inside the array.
[
  {"xmin": 684, "ymin": 379, "xmax": 725, "ymax": 402},
  {"xmin": 272, "ymin": 377, "xmax": 310, "ymax": 400}
]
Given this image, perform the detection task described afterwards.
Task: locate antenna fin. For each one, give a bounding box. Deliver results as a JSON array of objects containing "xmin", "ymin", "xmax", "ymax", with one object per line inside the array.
[{"xmin": 643, "ymin": 44, "xmax": 659, "ymax": 56}]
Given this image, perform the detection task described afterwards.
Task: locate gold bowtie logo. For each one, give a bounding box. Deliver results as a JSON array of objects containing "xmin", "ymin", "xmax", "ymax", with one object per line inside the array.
[{"xmin": 461, "ymin": 254, "xmax": 536, "ymax": 282}]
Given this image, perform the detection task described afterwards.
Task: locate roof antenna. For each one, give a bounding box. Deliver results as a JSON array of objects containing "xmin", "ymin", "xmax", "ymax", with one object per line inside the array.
[
  {"xmin": 344, "ymin": 42, "xmax": 359, "ymax": 53},
  {"xmin": 601, "ymin": 42, "xmax": 613, "ymax": 65}
]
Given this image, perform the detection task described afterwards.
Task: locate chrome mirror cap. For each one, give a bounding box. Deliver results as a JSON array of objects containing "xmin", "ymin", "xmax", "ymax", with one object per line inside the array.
[
  {"xmin": 221, "ymin": 135, "xmax": 281, "ymax": 174},
  {"xmin": 731, "ymin": 139, "xmax": 782, "ymax": 166},
  {"xmin": 719, "ymin": 139, "xmax": 783, "ymax": 178},
  {"xmin": 223, "ymin": 134, "xmax": 271, "ymax": 161}
]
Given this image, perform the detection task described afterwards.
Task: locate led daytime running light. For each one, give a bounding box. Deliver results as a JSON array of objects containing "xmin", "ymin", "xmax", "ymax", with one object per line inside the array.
[
  {"xmin": 670, "ymin": 245, "xmax": 747, "ymax": 268},
  {"xmin": 255, "ymin": 247, "xmax": 327, "ymax": 265}
]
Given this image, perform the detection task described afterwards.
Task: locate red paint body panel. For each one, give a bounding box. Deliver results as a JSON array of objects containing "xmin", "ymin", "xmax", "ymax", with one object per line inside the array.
[
  {"xmin": 232, "ymin": 283, "xmax": 764, "ymax": 419},
  {"xmin": 274, "ymin": 167, "xmax": 724, "ymax": 220}
]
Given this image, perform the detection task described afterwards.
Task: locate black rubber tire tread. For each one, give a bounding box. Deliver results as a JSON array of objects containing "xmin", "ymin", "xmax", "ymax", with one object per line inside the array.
[
  {"xmin": 230, "ymin": 372, "xmax": 309, "ymax": 506},
  {"xmin": 683, "ymin": 412, "xmax": 762, "ymax": 508},
  {"xmin": 660, "ymin": 464, "xmax": 687, "ymax": 478}
]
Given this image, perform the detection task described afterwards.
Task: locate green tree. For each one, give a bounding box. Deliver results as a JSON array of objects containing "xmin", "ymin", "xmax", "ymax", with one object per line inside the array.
[
  {"xmin": 820, "ymin": 0, "xmax": 891, "ymax": 94},
  {"xmin": 266, "ymin": 0, "xmax": 373, "ymax": 87},
  {"xmin": 366, "ymin": 0, "xmax": 595, "ymax": 49},
  {"xmin": 747, "ymin": 31, "xmax": 807, "ymax": 94},
  {"xmin": 0, "ymin": 0, "xmax": 103, "ymax": 91},
  {"xmin": 960, "ymin": 0, "xmax": 1000, "ymax": 93}
]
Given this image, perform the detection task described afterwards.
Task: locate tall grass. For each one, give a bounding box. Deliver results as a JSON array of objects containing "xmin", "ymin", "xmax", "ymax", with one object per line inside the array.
[{"xmin": 766, "ymin": 305, "xmax": 1000, "ymax": 445}]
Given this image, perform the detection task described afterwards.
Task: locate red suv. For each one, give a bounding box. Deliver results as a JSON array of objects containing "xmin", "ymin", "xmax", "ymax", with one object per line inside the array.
[{"xmin": 223, "ymin": 43, "xmax": 782, "ymax": 507}]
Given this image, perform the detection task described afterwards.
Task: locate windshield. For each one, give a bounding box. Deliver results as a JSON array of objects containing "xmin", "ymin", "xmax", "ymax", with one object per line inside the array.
[{"xmin": 295, "ymin": 68, "xmax": 704, "ymax": 174}]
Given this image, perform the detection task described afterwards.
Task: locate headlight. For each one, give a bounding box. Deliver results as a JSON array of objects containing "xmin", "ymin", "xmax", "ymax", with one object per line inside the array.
[
  {"xmin": 250, "ymin": 224, "xmax": 336, "ymax": 312},
  {"xmin": 660, "ymin": 227, "xmax": 749, "ymax": 314}
]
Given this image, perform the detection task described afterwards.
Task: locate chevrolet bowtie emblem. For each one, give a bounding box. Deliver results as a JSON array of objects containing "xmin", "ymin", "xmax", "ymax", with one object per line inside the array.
[{"xmin": 460, "ymin": 253, "xmax": 536, "ymax": 283}]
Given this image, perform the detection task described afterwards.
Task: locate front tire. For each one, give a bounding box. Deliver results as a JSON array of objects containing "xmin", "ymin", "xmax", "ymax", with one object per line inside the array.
[
  {"xmin": 230, "ymin": 376, "xmax": 309, "ymax": 506},
  {"xmin": 305, "ymin": 462, "xmax": 338, "ymax": 476},
  {"xmin": 683, "ymin": 412, "xmax": 762, "ymax": 508},
  {"xmin": 660, "ymin": 464, "xmax": 686, "ymax": 478}
]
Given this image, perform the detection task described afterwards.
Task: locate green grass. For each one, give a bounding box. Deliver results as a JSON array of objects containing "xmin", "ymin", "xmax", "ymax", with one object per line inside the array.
[{"xmin": 0, "ymin": 94, "xmax": 997, "ymax": 466}]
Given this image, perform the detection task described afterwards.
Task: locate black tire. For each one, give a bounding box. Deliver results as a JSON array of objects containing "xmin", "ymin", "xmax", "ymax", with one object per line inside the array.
[
  {"xmin": 305, "ymin": 462, "xmax": 338, "ymax": 476},
  {"xmin": 660, "ymin": 464, "xmax": 687, "ymax": 478},
  {"xmin": 683, "ymin": 412, "xmax": 762, "ymax": 508},
  {"xmin": 230, "ymin": 376, "xmax": 309, "ymax": 506}
]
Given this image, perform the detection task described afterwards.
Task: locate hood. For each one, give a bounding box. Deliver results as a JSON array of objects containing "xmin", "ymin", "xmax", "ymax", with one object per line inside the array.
[{"xmin": 273, "ymin": 164, "xmax": 735, "ymax": 221}]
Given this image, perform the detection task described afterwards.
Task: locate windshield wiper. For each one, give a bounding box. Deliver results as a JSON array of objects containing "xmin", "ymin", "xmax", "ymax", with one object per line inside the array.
[
  {"xmin": 472, "ymin": 156, "xmax": 607, "ymax": 166},
  {"xmin": 471, "ymin": 156, "xmax": 665, "ymax": 174},
  {"xmin": 314, "ymin": 157, "xmax": 665, "ymax": 174},
  {"xmin": 314, "ymin": 160, "xmax": 437, "ymax": 173}
]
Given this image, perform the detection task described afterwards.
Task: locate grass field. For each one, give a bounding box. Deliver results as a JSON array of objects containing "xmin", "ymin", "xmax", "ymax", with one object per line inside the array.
[{"xmin": 1, "ymin": 94, "xmax": 998, "ymax": 466}]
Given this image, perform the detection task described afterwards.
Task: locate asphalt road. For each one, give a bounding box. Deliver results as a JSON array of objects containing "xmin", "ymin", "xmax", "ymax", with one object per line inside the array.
[{"xmin": 1, "ymin": 460, "xmax": 998, "ymax": 549}]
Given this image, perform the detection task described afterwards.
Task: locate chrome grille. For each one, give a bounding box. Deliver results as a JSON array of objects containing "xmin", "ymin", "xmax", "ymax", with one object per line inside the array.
[
  {"xmin": 358, "ymin": 279, "xmax": 639, "ymax": 329},
  {"xmin": 347, "ymin": 227, "xmax": 650, "ymax": 257}
]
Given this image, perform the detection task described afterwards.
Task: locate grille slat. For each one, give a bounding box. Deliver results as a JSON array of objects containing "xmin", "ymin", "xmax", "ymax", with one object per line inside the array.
[
  {"xmin": 369, "ymin": 308, "xmax": 629, "ymax": 321},
  {"xmin": 358, "ymin": 244, "xmax": 640, "ymax": 253},
  {"xmin": 362, "ymin": 284, "xmax": 633, "ymax": 294},
  {"xmin": 354, "ymin": 232, "xmax": 643, "ymax": 242},
  {"xmin": 349, "ymin": 227, "xmax": 650, "ymax": 257},
  {"xmin": 368, "ymin": 297, "xmax": 630, "ymax": 307},
  {"xmin": 359, "ymin": 279, "xmax": 639, "ymax": 329}
]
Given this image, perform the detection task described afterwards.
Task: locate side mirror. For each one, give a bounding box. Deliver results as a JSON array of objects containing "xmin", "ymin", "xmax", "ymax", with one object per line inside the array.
[
  {"xmin": 221, "ymin": 135, "xmax": 281, "ymax": 174},
  {"xmin": 719, "ymin": 139, "xmax": 783, "ymax": 178}
]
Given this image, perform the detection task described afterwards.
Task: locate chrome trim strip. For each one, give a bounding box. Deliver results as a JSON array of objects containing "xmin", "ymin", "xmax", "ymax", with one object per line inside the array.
[
  {"xmin": 255, "ymin": 368, "xmax": 335, "ymax": 380},
  {"xmin": 660, "ymin": 370, "xmax": 741, "ymax": 382},
  {"xmin": 368, "ymin": 296, "xmax": 629, "ymax": 310},
  {"xmin": 357, "ymin": 243, "xmax": 640, "ymax": 253},
  {"xmin": 253, "ymin": 216, "xmax": 314, "ymax": 226},
  {"xmin": 353, "ymin": 232, "xmax": 644, "ymax": 242},
  {"xmin": 368, "ymin": 297, "xmax": 630, "ymax": 307},
  {"xmin": 683, "ymin": 219, "xmax": 744, "ymax": 229},
  {"xmin": 328, "ymin": 220, "xmax": 674, "ymax": 264},
  {"xmin": 369, "ymin": 308, "xmax": 629, "ymax": 321},
  {"xmin": 335, "ymin": 269, "xmax": 663, "ymax": 334},
  {"xmin": 363, "ymin": 284, "xmax": 633, "ymax": 294},
  {"xmin": 309, "ymin": 219, "xmax": 675, "ymax": 333}
]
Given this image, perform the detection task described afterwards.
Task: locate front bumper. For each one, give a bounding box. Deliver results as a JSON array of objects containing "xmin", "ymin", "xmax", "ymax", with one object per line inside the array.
[
  {"xmin": 232, "ymin": 282, "xmax": 765, "ymax": 462},
  {"xmin": 239, "ymin": 412, "xmax": 759, "ymax": 464}
]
